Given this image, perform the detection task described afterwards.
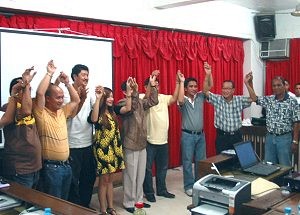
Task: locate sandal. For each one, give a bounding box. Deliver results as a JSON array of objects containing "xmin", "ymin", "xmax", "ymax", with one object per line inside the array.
[
  {"xmin": 107, "ymin": 207, "xmax": 117, "ymax": 215},
  {"xmin": 99, "ymin": 212, "xmax": 108, "ymax": 215}
]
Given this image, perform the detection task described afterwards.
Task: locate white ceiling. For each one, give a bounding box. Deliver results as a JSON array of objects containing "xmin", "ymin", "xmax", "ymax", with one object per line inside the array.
[{"xmin": 154, "ymin": 0, "xmax": 300, "ymax": 12}]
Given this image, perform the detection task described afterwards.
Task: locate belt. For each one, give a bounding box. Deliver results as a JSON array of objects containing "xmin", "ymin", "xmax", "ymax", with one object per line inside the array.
[
  {"xmin": 182, "ymin": 129, "xmax": 203, "ymax": 135},
  {"xmin": 217, "ymin": 128, "xmax": 240, "ymax": 136},
  {"xmin": 43, "ymin": 159, "xmax": 70, "ymax": 166},
  {"xmin": 268, "ymin": 131, "xmax": 291, "ymax": 136}
]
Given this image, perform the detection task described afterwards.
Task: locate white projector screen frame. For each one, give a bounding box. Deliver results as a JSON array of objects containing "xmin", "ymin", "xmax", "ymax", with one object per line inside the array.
[{"xmin": 0, "ymin": 28, "xmax": 113, "ymax": 107}]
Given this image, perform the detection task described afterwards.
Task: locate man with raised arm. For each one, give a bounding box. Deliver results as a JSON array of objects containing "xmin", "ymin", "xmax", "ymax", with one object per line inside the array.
[
  {"xmin": 204, "ymin": 70, "xmax": 255, "ymax": 154},
  {"xmin": 249, "ymin": 76, "xmax": 300, "ymax": 166},
  {"xmin": 2, "ymin": 68, "xmax": 42, "ymax": 188},
  {"xmin": 33, "ymin": 60, "xmax": 80, "ymax": 200},
  {"xmin": 142, "ymin": 70, "xmax": 184, "ymax": 203},
  {"xmin": 177, "ymin": 62, "xmax": 212, "ymax": 197}
]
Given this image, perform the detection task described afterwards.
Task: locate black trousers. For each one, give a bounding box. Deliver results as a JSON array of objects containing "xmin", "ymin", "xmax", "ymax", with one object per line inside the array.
[
  {"xmin": 215, "ymin": 129, "xmax": 243, "ymax": 154},
  {"xmin": 68, "ymin": 146, "xmax": 96, "ymax": 208}
]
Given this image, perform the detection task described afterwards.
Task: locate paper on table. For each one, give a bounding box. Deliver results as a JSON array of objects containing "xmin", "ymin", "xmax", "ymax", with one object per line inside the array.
[
  {"xmin": 191, "ymin": 203, "xmax": 228, "ymax": 215},
  {"xmin": 0, "ymin": 194, "xmax": 22, "ymax": 211},
  {"xmin": 251, "ymin": 177, "xmax": 279, "ymax": 198}
]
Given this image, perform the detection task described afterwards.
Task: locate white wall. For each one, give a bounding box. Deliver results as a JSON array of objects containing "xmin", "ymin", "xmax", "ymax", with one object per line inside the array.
[{"xmin": 1, "ymin": 0, "xmax": 299, "ymax": 118}]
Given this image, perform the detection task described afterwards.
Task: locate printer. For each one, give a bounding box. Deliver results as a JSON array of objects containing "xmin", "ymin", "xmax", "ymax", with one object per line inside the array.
[{"xmin": 192, "ymin": 174, "xmax": 251, "ymax": 215}]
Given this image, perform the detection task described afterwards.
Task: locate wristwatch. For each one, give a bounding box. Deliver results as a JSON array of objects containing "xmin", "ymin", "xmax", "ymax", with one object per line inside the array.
[{"xmin": 292, "ymin": 140, "xmax": 298, "ymax": 144}]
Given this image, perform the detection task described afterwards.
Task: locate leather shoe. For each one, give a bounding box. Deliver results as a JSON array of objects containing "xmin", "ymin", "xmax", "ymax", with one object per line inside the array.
[
  {"xmin": 145, "ymin": 194, "xmax": 156, "ymax": 202},
  {"xmin": 124, "ymin": 207, "xmax": 135, "ymax": 213},
  {"xmin": 143, "ymin": 203, "xmax": 151, "ymax": 208},
  {"xmin": 157, "ymin": 191, "xmax": 175, "ymax": 198}
]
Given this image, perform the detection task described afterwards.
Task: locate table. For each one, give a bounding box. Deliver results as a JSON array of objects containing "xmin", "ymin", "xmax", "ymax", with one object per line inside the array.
[
  {"xmin": 198, "ymin": 154, "xmax": 292, "ymax": 183},
  {"xmin": 0, "ymin": 181, "xmax": 99, "ymax": 215}
]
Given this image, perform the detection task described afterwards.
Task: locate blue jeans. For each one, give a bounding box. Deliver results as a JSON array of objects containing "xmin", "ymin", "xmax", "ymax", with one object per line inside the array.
[
  {"xmin": 6, "ymin": 171, "xmax": 39, "ymax": 188},
  {"xmin": 41, "ymin": 163, "xmax": 72, "ymax": 200},
  {"xmin": 181, "ymin": 132, "xmax": 206, "ymax": 191},
  {"xmin": 264, "ymin": 132, "xmax": 292, "ymax": 166},
  {"xmin": 143, "ymin": 143, "xmax": 169, "ymax": 196}
]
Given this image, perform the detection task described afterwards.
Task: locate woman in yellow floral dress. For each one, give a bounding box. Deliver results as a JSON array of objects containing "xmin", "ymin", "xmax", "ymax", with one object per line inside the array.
[{"xmin": 88, "ymin": 78, "xmax": 133, "ymax": 215}]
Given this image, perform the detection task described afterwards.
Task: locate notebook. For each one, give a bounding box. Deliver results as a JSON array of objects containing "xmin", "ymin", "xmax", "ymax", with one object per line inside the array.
[{"xmin": 233, "ymin": 141, "xmax": 280, "ymax": 176}]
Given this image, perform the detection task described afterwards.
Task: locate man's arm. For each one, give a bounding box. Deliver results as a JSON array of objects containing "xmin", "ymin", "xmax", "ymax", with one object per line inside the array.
[
  {"xmin": 35, "ymin": 60, "xmax": 56, "ymax": 109},
  {"xmin": 177, "ymin": 72, "xmax": 185, "ymax": 106},
  {"xmin": 144, "ymin": 70, "xmax": 159, "ymax": 99},
  {"xmin": 120, "ymin": 77, "xmax": 133, "ymax": 114},
  {"xmin": 70, "ymin": 86, "xmax": 88, "ymax": 118},
  {"xmin": 17, "ymin": 67, "xmax": 36, "ymax": 119},
  {"xmin": 203, "ymin": 62, "xmax": 213, "ymax": 97},
  {"xmin": 143, "ymin": 74, "xmax": 159, "ymax": 110},
  {"xmin": 0, "ymin": 82, "xmax": 22, "ymax": 127},
  {"xmin": 169, "ymin": 70, "xmax": 184, "ymax": 105},
  {"xmin": 59, "ymin": 72, "xmax": 80, "ymax": 117},
  {"xmin": 244, "ymin": 72, "xmax": 257, "ymax": 102}
]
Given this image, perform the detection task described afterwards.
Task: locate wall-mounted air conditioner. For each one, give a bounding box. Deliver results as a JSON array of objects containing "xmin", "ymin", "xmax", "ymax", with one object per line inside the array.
[{"xmin": 260, "ymin": 39, "xmax": 290, "ymax": 60}]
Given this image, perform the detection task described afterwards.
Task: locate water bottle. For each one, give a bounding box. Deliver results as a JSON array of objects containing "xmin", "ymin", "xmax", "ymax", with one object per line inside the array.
[
  {"xmin": 44, "ymin": 207, "xmax": 52, "ymax": 215},
  {"xmin": 297, "ymin": 204, "xmax": 300, "ymax": 215},
  {"xmin": 133, "ymin": 202, "xmax": 146, "ymax": 215},
  {"xmin": 284, "ymin": 206, "xmax": 292, "ymax": 215}
]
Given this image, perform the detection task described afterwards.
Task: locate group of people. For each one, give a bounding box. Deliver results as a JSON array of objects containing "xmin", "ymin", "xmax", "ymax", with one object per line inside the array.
[{"xmin": 0, "ymin": 60, "xmax": 299, "ymax": 214}]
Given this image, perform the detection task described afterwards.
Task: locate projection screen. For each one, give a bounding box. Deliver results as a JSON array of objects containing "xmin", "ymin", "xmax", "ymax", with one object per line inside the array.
[{"xmin": 0, "ymin": 28, "xmax": 113, "ymax": 107}]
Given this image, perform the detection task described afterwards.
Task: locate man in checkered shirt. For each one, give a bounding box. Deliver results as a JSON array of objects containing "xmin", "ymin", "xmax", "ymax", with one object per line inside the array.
[{"xmin": 204, "ymin": 72, "xmax": 255, "ymax": 154}]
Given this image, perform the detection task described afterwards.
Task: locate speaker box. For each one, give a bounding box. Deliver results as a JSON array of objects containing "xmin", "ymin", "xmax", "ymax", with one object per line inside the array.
[{"xmin": 254, "ymin": 15, "xmax": 276, "ymax": 41}]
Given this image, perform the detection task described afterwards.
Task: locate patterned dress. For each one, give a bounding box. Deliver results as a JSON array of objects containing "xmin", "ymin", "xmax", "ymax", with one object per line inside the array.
[{"xmin": 93, "ymin": 113, "xmax": 125, "ymax": 175}]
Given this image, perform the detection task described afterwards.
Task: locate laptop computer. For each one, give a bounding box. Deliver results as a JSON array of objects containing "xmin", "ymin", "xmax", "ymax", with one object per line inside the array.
[{"xmin": 233, "ymin": 141, "xmax": 280, "ymax": 176}]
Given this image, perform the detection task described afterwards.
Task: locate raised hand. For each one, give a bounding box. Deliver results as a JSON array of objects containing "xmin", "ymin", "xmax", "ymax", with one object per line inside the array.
[
  {"xmin": 95, "ymin": 85, "xmax": 104, "ymax": 99},
  {"xmin": 149, "ymin": 74, "xmax": 157, "ymax": 87},
  {"xmin": 130, "ymin": 78, "xmax": 138, "ymax": 91},
  {"xmin": 177, "ymin": 70, "xmax": 185, "ymax": 83},
  {"xmin": 151, "ymin": 70, "xmax": 160, "ymax": 77},
  {"xmin": 46, "ymin": 60, "xmax": 56, "ymax": 75},
  {"xmin": 78, "ymin": 86, "xmax": 88, "ymax": 101},
  {"xmin": 244, "ymin": 72, "xmax": 253, "ymax": 84},
  {"xmin": 204, "ymin": 62, "xmax": 212, "ymax": 75},
  {"xmin": 11, "ymin": 79, "xmax": 23, "ymax": 97},
  {"xmin": 126, "ymin": 77, "xmax": 134, "ymax": 95},
  {"xmin": 22, "ymin": 66, "xmax": 36, "ymax": 86},
  {"xmin": 58, "ymin": 72, "xmax": 70, "ymax": 85}
]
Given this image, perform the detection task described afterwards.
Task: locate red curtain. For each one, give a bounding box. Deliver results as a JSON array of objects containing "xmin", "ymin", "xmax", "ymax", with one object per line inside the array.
[
  {"xmin": 0, "ymin": 14, "xmax": 245, "ymax": 167},
  {"xmin": 265, "ymin": 39, "xmax": 300, "ymax": 95}
]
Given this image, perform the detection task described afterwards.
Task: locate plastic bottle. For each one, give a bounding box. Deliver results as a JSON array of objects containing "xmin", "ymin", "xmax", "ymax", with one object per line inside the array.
[
  {"xmin": 298, "ymin": 204, "xmax": 300, "ymax": 215},
  {"xmin": 284, "ymin": 207, "xmax": 292, "ymax": 215},
  {"xmin": 133, "ymin": 202, "xmax": 146, "ymax": 215},
  {"xmin": 44, "ymin": 207, "xmax": 52, "ymax": 215}
]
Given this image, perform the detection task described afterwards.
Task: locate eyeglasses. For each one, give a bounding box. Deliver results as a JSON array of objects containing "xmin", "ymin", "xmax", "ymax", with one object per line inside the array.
[{"xmin": 222, "ymin": 87, "xmax": 233, "ymax": 90}]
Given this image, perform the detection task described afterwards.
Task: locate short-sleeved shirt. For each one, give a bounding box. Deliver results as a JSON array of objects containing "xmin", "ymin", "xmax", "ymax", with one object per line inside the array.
[
  {"xmin": 208, "ymin": 92, "xmax": 251, "ymax": 132},
  {"xmin": 257, "ymin": 93, "xmax": 300, "ymax": 134},
  {"xmin": 33, "ymin": 105, "xmax": 72, "ymax": 161},
  {"xmin": 3, "ymin": 102, "xmax": 42, "ymax": 175},
  {"xmin": 63, "ymin": 87, "xmax": 94, "ymax": 148},
  {"xmin": 140, "ymin": 93, "xmax": 172, "ymax": 145},
  {"xmin": 178, "ymin": 92, "xmax": 205, "ymax": 131}
]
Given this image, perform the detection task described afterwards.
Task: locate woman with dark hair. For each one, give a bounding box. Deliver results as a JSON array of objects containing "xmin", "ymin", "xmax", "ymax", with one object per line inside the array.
[{"xmin": 88, "ymin": 78, "xmax": 132, "ymax": 215}]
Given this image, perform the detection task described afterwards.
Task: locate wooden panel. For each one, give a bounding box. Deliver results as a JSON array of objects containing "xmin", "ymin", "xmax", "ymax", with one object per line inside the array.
[{"xmin": 241, "ymin": 126, "xmax": 267, "ymax": 159}]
